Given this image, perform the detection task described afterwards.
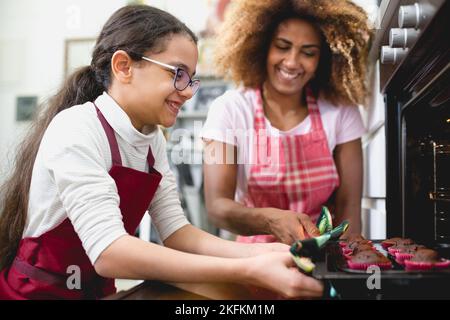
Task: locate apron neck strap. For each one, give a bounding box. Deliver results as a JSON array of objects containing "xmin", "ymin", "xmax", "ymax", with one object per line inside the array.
[
  {"xmin": 95, "ymin": 103, "xmax": 122, "ymax": 166},
  {"xmin": 94, "ymin": 103, "xmax": 156, "ymax": 168},
  {"xmin": 146, "ymin": 145, "xmax": 155, "ymax": 167},
  {"xmin": 304, "ymin": 86, "xmax": 324, "ymax": 132}
]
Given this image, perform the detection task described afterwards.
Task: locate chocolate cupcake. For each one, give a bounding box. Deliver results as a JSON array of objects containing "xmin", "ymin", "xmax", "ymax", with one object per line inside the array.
[
  {"xmin": 388, "ymin": 243, "xmax": 422, "ymax": 255},
  {"xmin": 344, "ymin": 243, "xmax": 375, "ymax": 260},
  {"xmin": 348, "ymin": 239, "xmax": 371, "ymax": 250},
  {"xmin": 352, "ymin": 243, "xmax": 375, "ymax": 255},
  {"xmin": 347, "ymin": 250, "xmax": 392, "ymax": 270},
  {"xmin": 404, "ymin": 248, "xmax": 450, "ymax": 271},
  {"xmin": 381, "ymin": 237, "xmax": 403, "ymax": 248},
  {"xmin": 381, "ymin": 237, "xmax": 414, "ymax": 249},
  {"xmin": 410, "ymin": 249, "xmax": 439, "ymax": 263},
  {"xmin": 339, "ymin": 234, "xmax": 368, "ymax": 250},
  {"xmin": 351, "ymin": 250, "xmax": 390, "ymax": 263},
  {"xmin": 400, "ymin": 244, "xmax": 426, "ymax": 254},
  {"xmin": 341, "ymin": 239, "xmax": 372, "ymax": 255},
  {"xmin": 394, "ymin": 245, "xmax": 427, "ymax": 264}
]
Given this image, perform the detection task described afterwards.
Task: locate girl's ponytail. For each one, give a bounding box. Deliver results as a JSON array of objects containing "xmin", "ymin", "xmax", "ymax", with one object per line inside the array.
[{"xmin": 0, "ymin": 66, "xmax": 104, "ymax": 268}]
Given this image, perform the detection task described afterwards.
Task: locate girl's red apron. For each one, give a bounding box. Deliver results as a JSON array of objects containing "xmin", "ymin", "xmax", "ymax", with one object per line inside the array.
[
  {"xmin": 0, "ymin": 105, "xmax": 162, "ymax": 299},
  {"xmin": 237, "ymin": 87, "xmax": 340, "ymax": 243}
]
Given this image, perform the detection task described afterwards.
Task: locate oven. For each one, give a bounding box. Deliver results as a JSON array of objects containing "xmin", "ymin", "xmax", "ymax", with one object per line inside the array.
[{"xmin": 311, "ymin": 0, "xmax": 450, "ymax": 299}]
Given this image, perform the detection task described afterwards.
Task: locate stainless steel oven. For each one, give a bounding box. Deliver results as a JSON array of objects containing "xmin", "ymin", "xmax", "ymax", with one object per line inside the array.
[
  {"xmin": 381, "ymin": 0, "xmax": 450, "ymax": 246},
  {"xmin": 311, "ymin": 0, "xmax": 450, "ymax": 299}
]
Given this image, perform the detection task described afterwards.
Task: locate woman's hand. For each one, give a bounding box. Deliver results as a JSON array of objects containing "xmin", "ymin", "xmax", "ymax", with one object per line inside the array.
[
  {"xmin": 266, "ymin": 209, "xmax": 320, "ymax": 244},
  {"xmin": 244, "ymin": 251, "xmax": 323, "ymax": 298}
]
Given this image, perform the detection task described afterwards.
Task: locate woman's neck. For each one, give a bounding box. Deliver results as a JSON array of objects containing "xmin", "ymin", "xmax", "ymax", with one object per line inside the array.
[
  {"xmin": 262, "ymin": 82, "xmax": 305, "ymax": 115},
  {"xmin": 261, "ymin": 82, "xmax": 309, "ymax": 132}
]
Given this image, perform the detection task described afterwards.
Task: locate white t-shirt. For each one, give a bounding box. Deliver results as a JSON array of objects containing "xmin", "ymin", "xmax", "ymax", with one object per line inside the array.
[
  {"xmin": 24, "ymin": 92, "xmax": 189, "ymax": 264},
  {"xmin": 200, "ymin": 88, "xmax": 366, "ymax": 203}
]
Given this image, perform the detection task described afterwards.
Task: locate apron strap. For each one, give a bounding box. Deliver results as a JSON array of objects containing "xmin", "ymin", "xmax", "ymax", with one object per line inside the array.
[
  {"xmin": 304, "ymin": 86, "xmax": 325, "ymax": 133},
  {"xmin": 94, "ymin": 103, "xmax": 122, "ymax": 167},
  {"xmin": 146, "ymin": 147, "xmax": 155, "ymax": 167},
  {"xmin": 254, "ymin": 88, "xmax": 266, "ymax": 131},
  {"xmin": 94, "ymin": 103, "xmax": 156, "ymax": 168},
  {"xmin": 12, "ymin": 257, "xmax": 66, "ymax": 286},
  {"xmin": 12, "ymin": 257, "xmax": 106, "ymax": 299}
]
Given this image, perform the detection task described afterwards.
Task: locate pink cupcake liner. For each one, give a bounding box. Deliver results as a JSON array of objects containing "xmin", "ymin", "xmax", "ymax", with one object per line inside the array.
[
  {"xmin": 434, "ymin": 260, "xmax": 450, "ymax": 269},
  {"xmin": 339, "ymin": 241, "xmax": 348, "ymax": 248},
  {"xmin": 342, "ymin": 248, "xmax": 352, "ymax": 255},
  {"xmin": 404, "ymin": 260, "xmax": 433, "ymax": 271},
  {"xmin": 347, "ymin": 260, "xmax": 392, "ymax": 270},
  {"xmin": 404, "ymin": 259, "xmax": 450, "ymax": 271},
  {"xmin": 394, "ymin": 252, "xmax": 414, "ymax": 265},
  {"xmin": 381, "ymin": 242, "xmax": 395, "ymax": 249}
]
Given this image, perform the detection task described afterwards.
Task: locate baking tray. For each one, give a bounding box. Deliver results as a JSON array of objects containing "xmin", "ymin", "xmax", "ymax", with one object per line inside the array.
[{"xmin": 311, "ymin": 241, "xmax": 450, "ymax": 299}]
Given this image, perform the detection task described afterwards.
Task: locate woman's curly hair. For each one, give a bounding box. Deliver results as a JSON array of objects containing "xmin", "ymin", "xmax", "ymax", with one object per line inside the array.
[{"xmin": 214, "ymin": 0, "xmax": 374, "ymax": 106}]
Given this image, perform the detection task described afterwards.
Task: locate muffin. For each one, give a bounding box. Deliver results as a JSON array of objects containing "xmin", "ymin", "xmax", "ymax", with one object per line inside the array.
[
  {"xmin": 381, "ymin": 237, "xmax": 403, "ymax": 248},
  {"xmin": 347, "ymin": 250, "xmax": 392, "ymax": 270},
  {"xmin": 388, "ymin": 243, "xmax": 422, "ymax": 255},
  {"xmin": 400, "ymin": 244, "xmax": 426, "ymax": 254},
  {"xmin": 410, "ymin": 249, "xmax": 439, "ymax": 263},
  {"xmin": 382, "ymin": 237, "xmax": 414, "ymax": 249},
  {"xmin": 348, "ymin": 239, "xmax": 372, "ymax": 250},
  {"xmin": 404, "ymin": 248, "xmax": 450, "ymax": 271},
  {"xmin": 340, "ymin": 234, "xmax": 365, "ymax": 247},
  {"xmin": 344, "ymin": 243, "xmax": 375, "ymax": 260},
  {"xmin": 352, "ymin": 243, "xmax": 375, "ymax": 255},
  {"xmin": 394, "ymin": 245, "xmax": 427, "ymax": 264},
  {"xmin": 340, "ymin": 239, "xmax": 371, "ymax": 255}
]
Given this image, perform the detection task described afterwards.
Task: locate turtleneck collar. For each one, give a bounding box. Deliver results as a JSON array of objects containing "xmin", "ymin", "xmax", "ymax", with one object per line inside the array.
[{"xmin": 94, "ymin": 92, "xmax": 157, "ymax": 147}]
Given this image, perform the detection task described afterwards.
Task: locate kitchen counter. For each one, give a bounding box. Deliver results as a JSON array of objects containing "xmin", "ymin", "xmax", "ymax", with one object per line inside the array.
[{"xmin": 103, "ymin": 280, "xmax": 266, "ymax": 300}]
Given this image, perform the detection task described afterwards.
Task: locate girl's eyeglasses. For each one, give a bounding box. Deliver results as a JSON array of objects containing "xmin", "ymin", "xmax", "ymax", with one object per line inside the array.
[{"xmin": 141, "ymin": 56, "xmax": 200, "ymax": 96}]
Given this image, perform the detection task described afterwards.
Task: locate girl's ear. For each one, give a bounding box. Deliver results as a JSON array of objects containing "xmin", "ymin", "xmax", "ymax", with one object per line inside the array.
[{"xmin": 111, "ymin": 50, "xmax": 133, "ymax": 84}]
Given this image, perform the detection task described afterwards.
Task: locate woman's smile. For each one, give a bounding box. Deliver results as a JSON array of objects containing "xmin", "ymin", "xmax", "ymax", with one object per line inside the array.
[{"xmin": 276, "ymin": 66, "xmax": 304, "ymax": 82}]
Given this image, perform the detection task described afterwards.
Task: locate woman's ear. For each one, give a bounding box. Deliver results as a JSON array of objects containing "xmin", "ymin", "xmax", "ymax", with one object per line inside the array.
[{"xmin": 111, "ymin": 50, "xmax": 133, "ymax": 84}]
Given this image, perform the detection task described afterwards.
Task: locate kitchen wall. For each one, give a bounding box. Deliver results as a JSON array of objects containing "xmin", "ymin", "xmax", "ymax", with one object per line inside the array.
[{"xmin": 0, "ymin": 0, "xmax": 127, "ymax": 183}]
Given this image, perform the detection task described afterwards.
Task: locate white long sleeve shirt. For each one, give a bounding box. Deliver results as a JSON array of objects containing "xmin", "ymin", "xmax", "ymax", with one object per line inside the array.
[{"xmin": 24, "ymin": 92, "xmax": 189, "ymax": 264}]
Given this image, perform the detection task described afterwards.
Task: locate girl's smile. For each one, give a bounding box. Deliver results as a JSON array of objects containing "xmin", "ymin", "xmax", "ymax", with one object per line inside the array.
[{"xmin": 166, "ymin": 99, "xmax": 183, "ymax": 116}]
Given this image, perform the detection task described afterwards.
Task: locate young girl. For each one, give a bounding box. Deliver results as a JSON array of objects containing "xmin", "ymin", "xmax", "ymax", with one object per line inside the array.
[{"xmin": 0, "ymin": 4, "xmax": 322, "ymax": 300}]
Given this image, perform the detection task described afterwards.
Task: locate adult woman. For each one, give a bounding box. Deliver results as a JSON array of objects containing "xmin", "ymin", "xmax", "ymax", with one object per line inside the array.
[
  {"xmin": 201, "ymin": 0, "xmax": 372, "ymax": 244},
  {"xmin": 0, "ymin": 5, "xmax": 322, "ymax": 299}
]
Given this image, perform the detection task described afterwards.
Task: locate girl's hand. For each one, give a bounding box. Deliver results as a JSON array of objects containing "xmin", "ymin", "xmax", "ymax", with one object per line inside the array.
[
  {"xmin": 243, "ymin": 242, "xmax": 290, "ymax": 257},
  {"xmin": 266, "ymin": 209, "xmax": 320, "ymax": 244},
  {"xmin": 244, "ymin": 251, "xmax": 323, "ymax": 298}
]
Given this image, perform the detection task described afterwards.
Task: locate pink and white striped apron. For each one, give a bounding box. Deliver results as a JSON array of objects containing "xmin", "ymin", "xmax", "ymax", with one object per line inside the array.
[{"xmin": 237, "ymin": 87, "xmax": 340, "ymax": 243}]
